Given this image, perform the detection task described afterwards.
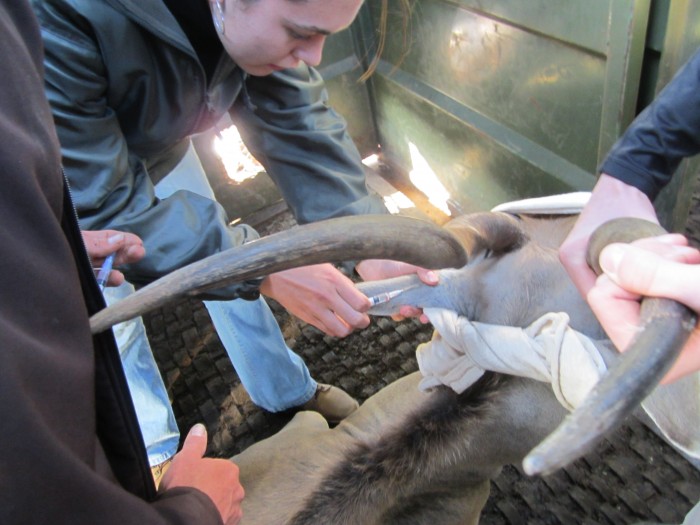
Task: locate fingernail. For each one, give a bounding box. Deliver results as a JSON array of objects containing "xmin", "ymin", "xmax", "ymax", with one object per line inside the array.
[
  {"xmin": 599, "ymin": 244, "xmax": 624, "ymax": 280},
  {"xmin": 657, "ymin": 235, "xmax": 679, "ymax": 244},
  {"xmin": 108, "ymin": 233, "xmax": 124, "ymax": 244},
  {"xmin": 425, "ymin": 271, "xmax": 438, "ymax": 284},
  {"xmin": 189, "ymin": 423, "xmax": 206, "ymax": 437}
]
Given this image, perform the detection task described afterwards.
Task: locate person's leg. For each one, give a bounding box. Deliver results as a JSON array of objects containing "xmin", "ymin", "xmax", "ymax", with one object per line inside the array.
[
  {"xmin": 156, "ymin": 142, "xmax": 358, "ymax": 419},
  {"xmin": 156, "ymin": 142, "xmax": 317, "ymax": 409},
  {"xmin": 682, "ymin": 501, "xmax": 700, "ymax": 524},
  {"xmin": 103, "ymin": 282, "xmax": 180, "ymax": 468},
  {"xmin": 204, "ymin": 297, "xmax": 317, "ymax": 410}
]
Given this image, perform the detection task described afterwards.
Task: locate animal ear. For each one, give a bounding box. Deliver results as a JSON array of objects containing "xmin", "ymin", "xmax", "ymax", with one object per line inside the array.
[{"xmin": 445, "ymin": 212, "xmax": 527, "ymax": 258}]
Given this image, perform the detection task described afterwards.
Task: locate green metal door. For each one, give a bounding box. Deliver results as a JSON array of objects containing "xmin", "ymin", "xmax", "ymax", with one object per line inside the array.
[
  {"xmin": 352, "ymin": 0, "xmax": 652, "ymax": 214},
  {"xmin": 201, "ymin": 1, "xmax": 700, "ymax": 229}
]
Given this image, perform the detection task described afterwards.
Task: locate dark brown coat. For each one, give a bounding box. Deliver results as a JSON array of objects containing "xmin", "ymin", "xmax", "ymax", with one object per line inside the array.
[{"xmin": 0, "ymin": 2, "xmax": 220, "ymax": 523}]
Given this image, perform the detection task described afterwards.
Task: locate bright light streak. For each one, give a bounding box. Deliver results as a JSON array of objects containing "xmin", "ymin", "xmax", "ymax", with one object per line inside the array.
[
  {"xmin": 383, "ymin": 191, "xmax": 415, "ymax": 214},
  {"xmin": 362, "ymin": 153, "xmax": 415, "ymax": 213},
  {"xmin": 407, "ymin": 142, "xmax": 451, "ymax": 216},
  {"xmin": 361, "ymin": 153, "xmax": 380, "ymax": 167},
  {"xmin": 213, "ymin": 125, "xmax": 264, "ymax": 183}
]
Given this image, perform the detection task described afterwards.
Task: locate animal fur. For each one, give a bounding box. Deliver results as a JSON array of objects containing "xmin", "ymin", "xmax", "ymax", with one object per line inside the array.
[{"xmin": 232, "ymin": 212, "xmax": 602, "ymax": 524}]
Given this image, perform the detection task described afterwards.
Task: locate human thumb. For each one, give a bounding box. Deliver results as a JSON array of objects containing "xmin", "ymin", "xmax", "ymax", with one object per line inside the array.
[
  {"xmin": 599, "ymin": 243, "xmax": 700, "ymax": 309},
  {"xmin": 598, "ymin": 243, "xmax": 658, "ymax": 291},
  {"xmin": 180, "ymin": 423, "xmax": 208, "ymax": 459}
]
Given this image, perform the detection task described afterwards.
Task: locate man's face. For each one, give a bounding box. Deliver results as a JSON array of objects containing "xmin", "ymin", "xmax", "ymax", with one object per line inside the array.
[{"xmin": 217, "ymin": 0, "xmax": 364, "ymax": 76}]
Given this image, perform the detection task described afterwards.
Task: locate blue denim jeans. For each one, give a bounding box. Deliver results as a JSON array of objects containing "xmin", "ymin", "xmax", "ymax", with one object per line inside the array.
[
  {"xmin": 104, "ymin": 283, "xmax": 180, "ymax": 467},
  {"xmin": 204, "ymin": 298, "xmax": 316, "ymax": 410},
  {"xmin": 685, "ymin": 502, "xmax": 700, "ymax": 524},
  {"xmin": 108, "ymin": 142, "xmax": 316, "ymax": 466}
]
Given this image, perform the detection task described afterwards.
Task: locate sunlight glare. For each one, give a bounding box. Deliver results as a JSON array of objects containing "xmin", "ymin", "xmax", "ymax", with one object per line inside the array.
[
  {"xmin": 408, "ymin": 142, "xmax": 451, "ymax": 216},
  {"xmin": 213, "ymin": 125, "xmax": 264, "ymax": 183}
]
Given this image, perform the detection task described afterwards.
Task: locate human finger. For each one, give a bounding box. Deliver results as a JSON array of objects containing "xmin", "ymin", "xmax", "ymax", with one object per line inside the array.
[
  {"xmin": 223, "ymin": 463, "xmax": 245, "ymax": 525},
  {"xmin": 587, "ymin": 274, "xmax": 643, "ymax": 351},
  {"xmin": 177, "ymin": 423, "xmax": 208, "ymax": 461},
  {"xmin": 559, "ymin": 234, "xmax": 599, "ymax": 298},
  {"xmin": 415, "ymin": 268, "xmax": 439, "ymax": 286},
  {"xmin": 308, "ymin": 308, "xmax": 355, "ymax": 338},
  {"xmin": 105, "ymin": 269, "xmax": 126, "ymax": 288},
  {"xmin": 330, "ymin": 289, "xmax": 371, "ymax": 330},
  {"xmin": 599, "ymin": 243, "xmax": 700, "ymax": 311},
  {"xmin": 663, "ymin": 330, "xmax": 700, "ymax": 383},
  {"xmin": 303, "ymin": 269, "xmax": 370, "ymax": 334},
  {"xmin": 82, "ymin": 230, "xmax": 145, "ymax": 265},
  {"xmin": 590, "ymin": 274, "xmax": 700, "ymax": 385},
  {"xmin": 356, "ymin": 259, "xmax": 430, "ymax": 282},
  {"xmin": 390, "ymin": 305, "xmax": 430, "ymax": 324},
  {"xmin": 111, "ymin": 233, "xmax": 145, "ymax": 265},
  {"xmin": 628, "ymin": 235, "xmax": 700, "ymax": 262}
]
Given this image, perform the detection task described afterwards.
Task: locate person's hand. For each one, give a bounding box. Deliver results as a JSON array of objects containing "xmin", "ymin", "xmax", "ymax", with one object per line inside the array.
[
  {"xmin": 356, "ymin": 259, "xmax": 439, "ymax": 322},
  {"xmin": 587, "ymin": 235, "xmax": 700, "ymax": 383},
  {"xmin": 260, "ymin": 263, "xmax": 372, "ymax": 337},
  {"xmin": 160, "ymin": 424, "xmax": 244, "ymax": 524},
  {"xmin": 559, "ymin": 174, "xmax": 658, "ymax": 298},
  {"xmin": 81, "ymin": 230, "xmax": 145, "ymax": 287}
]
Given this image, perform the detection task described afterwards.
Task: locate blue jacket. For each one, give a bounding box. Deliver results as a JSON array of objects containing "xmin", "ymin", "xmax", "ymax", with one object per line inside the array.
[
  {"xmin": 32, "ymin": 0, "xmax": 386, "ymax": 298},
  {"xmin": 601, "ymin": 48, "xmax": 700, "ymax": 200}
]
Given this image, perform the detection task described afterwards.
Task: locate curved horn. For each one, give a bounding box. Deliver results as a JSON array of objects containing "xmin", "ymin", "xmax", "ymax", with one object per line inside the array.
[
  {"xmin": 90, "ymin": 215, "xmax": 467, "ymax": 334},
  {"xmin": 355, "ymin": 211, "xmax": 531, "ymax": 316},
  {"xmin": 523, "ymin": 218, "xmax": 697, "ymax": 476},
  {"xmin": 444, "ymin": 211, "xmax": 528, "ymax": 257}
]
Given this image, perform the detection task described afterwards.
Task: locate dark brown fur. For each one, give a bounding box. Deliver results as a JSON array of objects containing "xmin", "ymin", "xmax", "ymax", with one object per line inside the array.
[{"xmin": 289, "ymin": 374, "xmax": 505, "ymax": 524}]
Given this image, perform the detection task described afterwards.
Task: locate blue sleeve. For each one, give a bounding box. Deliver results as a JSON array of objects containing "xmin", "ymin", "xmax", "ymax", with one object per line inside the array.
[{"xmin": 600, "ymin": 47, "xmax": 700, "ymax": 200}]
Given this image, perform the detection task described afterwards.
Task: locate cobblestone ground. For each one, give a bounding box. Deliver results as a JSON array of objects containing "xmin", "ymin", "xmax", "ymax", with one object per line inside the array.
[{"xmin": 144, "ymin": 210, "xmax": 700, "ymax": 525}]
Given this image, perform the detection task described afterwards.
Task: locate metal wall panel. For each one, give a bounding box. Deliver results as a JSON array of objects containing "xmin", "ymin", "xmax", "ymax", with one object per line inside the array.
[
  {"xmin": 317, "ymin": 26, "xmax": 378, "ymax": 156},
  {"xmin": 361, "ymin": 0, "xmax": 651, "ymax": 213}
]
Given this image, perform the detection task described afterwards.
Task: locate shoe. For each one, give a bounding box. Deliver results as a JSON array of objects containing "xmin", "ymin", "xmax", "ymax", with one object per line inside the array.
[
  {"xmin": 151, "ymin": 457, "xmax": 173, "ymax": 489},
  {"xmin": 300, "ymin": 384, "xmax": 359, "ymax": 423}
]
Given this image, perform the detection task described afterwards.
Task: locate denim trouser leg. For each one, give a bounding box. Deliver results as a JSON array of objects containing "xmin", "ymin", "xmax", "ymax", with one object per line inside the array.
[
  {"xmin": 156, "ymin": 142, "xmax": 317, "ymax": 410},
  {"xmin": 204, "ymin": 298, "xmax": 317, "ymax": 411},
  {"xmin": 104, "ymin": 282, "xmax": 180, "ymax": 467},
  {"xmin": 683, "ymin": 501, "xmax": 700, "ymax": 524}
]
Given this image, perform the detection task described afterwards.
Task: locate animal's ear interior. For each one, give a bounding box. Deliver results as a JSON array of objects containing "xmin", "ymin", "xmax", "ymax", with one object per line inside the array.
[{"xmin": 445, "ymin": 212, "xmax": 527, "ymax": 259}]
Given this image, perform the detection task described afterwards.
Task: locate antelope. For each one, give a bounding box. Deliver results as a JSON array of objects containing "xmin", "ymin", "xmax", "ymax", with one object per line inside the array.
[{"xmin": 90, "ymin": 208, "xmax": 695, "ymax": 524}]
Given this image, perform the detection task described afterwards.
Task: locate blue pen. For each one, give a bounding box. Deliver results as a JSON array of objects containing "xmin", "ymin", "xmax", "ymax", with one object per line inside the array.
[{"xmin": 96, "ymin": 252, "xmax": 116, "ymax": 292}]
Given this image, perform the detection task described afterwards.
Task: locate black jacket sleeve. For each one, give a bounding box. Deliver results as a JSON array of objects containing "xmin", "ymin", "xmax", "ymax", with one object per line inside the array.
[{"xmin": 600, "ymin": 47, "xmax": 700, "ymax": 200}]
